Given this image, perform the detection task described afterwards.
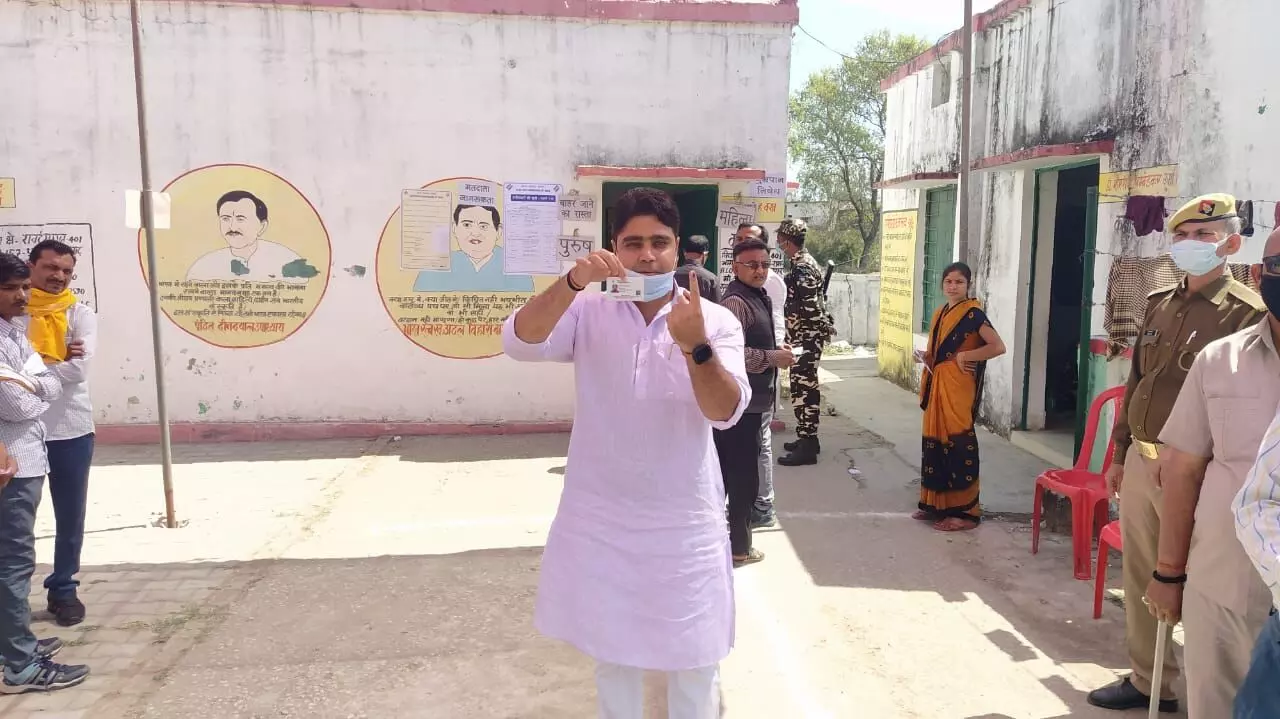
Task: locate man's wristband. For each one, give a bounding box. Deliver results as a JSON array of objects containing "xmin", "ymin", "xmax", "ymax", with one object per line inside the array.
[
  {"xmin": 1152, "ymin": 570, "xmax": 1187, "ymax": 585},
  {"xmin": 565, "ymin": 273, "xmax": 585, "ymax": 292}
]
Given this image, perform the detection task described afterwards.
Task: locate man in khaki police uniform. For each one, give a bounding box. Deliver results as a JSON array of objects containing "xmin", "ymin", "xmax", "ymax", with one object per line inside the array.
[
  {"xmin": 1088, "ymin": 194, "xmax": 1265, "ymax": 713},
  {"xmin": 1143, "ymin": 226, "xmax": 1278, "ymax": 718}
]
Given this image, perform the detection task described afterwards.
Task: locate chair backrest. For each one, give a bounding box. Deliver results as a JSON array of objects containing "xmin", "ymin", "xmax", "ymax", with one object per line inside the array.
[{"xmin": 1074, "ymin": 385, "xmax": 1126, "ymax": 473}]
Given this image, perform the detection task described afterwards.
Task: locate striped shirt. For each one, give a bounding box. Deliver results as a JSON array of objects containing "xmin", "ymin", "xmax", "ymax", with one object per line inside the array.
[
  {"xmin": 0, "ymin": 317, "xmax": 61, "ymax": 477},
  {"xmin": 1234, "ymin": 408, "xmax": 1280, "ymax": 610}
]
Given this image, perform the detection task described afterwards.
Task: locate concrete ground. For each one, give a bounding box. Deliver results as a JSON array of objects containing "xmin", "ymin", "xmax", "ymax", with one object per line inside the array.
[{"xmin": 3, "ymin": 357, "xmax": 1182, "ymax": 719}]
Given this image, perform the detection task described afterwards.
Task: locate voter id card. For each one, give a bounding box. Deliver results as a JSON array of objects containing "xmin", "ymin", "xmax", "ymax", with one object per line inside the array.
[{"xmin": 604, "ymin": 277, "xmax": 643, "ymax": 301}]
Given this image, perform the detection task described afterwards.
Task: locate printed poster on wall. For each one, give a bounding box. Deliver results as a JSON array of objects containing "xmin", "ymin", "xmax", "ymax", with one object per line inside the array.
[
  {"xmin": 376, "ymin": 176, "xmax": 561, "ymax": 359},
  {"xmin": 877, "ymin": 210, "xmax": 918, "ymax": 385},
  {"xmin": 0, "ymin": 223, "xmax": 97, "ymax": 309}
]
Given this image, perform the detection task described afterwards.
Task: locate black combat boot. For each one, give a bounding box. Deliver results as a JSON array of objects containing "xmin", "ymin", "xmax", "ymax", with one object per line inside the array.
[
  {"xmin": 778, "ymin": 437, "xmax": 819, "ymax": 466},
  {"xmin": 782, "ymin": 437, "xmax": 821, "ymax": 454}
]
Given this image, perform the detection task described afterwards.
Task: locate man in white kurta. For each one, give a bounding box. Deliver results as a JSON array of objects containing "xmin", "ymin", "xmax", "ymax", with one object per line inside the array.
[{"xmin": 503, "ymin": 187, "xmax": 749, "ymax": 719}]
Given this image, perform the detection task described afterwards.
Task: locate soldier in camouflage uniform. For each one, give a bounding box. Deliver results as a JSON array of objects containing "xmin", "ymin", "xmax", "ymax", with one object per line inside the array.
[{"xmin": 776, "ymin": 218, "xmax": 834, "ymax": 466}]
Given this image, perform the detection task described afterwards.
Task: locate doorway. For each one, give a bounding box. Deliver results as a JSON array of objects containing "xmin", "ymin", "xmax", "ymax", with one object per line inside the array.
[
  {"xmin": 1043, "ymin": 165, "xmax": 1098, "ymax": 433},
  {"xmin": 601, "ymin": 182, "xmax": 720, "ymax": 272},
  {"xmin": 1017, "ymin": 162, "xmax": 1099, "ymax": 465}
]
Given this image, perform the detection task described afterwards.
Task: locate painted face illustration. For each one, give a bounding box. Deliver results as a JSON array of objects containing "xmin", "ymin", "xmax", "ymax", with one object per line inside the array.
[
  {"xmin": 454, "ymin": 205, "xmax": 501, "ymax": 262},
  {"xmin": 219, "ymin": 198, "xmax": 267, "ymax": 250}
]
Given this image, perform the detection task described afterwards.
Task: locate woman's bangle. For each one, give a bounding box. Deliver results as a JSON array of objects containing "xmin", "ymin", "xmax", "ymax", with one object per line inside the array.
[{"xmin": 565, "ymin": 273, "xmax": 585, "ymax": 292}]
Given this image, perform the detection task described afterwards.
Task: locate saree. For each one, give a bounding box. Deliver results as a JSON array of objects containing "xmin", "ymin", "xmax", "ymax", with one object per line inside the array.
[{"xmin": 918, "ymin": 299, "xmax": 991, "ymax": 522}]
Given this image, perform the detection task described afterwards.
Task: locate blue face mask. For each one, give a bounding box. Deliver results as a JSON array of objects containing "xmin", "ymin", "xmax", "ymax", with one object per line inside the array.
[
  {"xmin": 1169, "ymin": 239, "xmax": 1226, "ymax": 276},
  {"xmin": 627, "ymin": 269, "xmax": 675, "ymax": 302}
]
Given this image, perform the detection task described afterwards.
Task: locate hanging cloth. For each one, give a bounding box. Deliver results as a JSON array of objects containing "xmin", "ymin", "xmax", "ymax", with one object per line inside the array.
[{"xmin": 1123, "ymin": 195, "xmax": 1166, "ymax": 236}]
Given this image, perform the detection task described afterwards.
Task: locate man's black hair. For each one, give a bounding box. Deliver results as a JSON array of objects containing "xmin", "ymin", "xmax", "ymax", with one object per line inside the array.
[
  {"xmin": 29, "ymin": 240, "xmax": 77, "ymax": 265},
  {"xmin": 682, "ymin": 235, "xmax": 711, "ymax": 254},
  {"xmin": 737, "ymin": 222, "xmax": 770, "ymax": 243},
  {"xmin": 732, "ymin": 238, "xmax": 770, "ymax": 258},
  {"xmin": 0, "ymin": 253, "xmax": 31, "ymax": 284},
  {"xmin": 217, "ymin": 190, "xmax": 268, "ymax": 221},
  {"xmin": 453, "ymin": 204, "xmax": 502, "ymax": 228},
  {"xmin": 612, "ymin": 187, "xmax": 680, "ymax": 238}
]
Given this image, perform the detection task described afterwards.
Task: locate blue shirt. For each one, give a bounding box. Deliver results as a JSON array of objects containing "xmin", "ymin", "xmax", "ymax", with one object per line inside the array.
[{"xmin": 413, "ymin": 248, "xmax": 535, "ymax": 293}]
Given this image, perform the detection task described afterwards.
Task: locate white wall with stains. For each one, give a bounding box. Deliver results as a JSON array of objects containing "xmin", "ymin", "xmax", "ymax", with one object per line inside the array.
[
  {"xmin": 0, "ymin": 1, "xmax": 792, "ymax": 426},
  {"xmin": 882, "ymin": 0, "xmax": 1280, "ymax": 433}
]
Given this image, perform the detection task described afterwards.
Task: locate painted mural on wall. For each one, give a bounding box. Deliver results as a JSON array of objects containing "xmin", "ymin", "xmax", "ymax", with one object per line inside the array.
[
  {"xmin": 0, "ymin": 224, "xmax": 97, "ymax": 308},
  {"xmin": 877, "ymin": 210, "xmax": 918, "ymax": 386},
  {"xmin": 139, "ymin": 164, "xmax": 331, "ymax": 348},
  {"xmin": 376, "ymin": 176, "xmax": 560, "ymax": 359}
]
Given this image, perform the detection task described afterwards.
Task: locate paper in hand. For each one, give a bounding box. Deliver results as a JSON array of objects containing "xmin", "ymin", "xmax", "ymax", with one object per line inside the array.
[{"xmin": 604, "ymin": 277, "xmax": 643, "ymax": 301}]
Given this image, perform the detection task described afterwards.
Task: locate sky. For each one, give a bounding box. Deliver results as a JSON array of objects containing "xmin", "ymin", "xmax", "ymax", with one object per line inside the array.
[{"xmin": 789, "ymin": 0, "xmax": 1002, "ymax": 92}]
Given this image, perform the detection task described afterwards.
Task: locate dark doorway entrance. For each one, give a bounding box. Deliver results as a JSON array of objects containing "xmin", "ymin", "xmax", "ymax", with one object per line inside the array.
[
  {"xmin": 1044, "ymin": 164, "xmax": 1100, "ymax": 431},
  {"xmin": 601, "ymin": 183, "xmax": 720, "ymax": 272}
]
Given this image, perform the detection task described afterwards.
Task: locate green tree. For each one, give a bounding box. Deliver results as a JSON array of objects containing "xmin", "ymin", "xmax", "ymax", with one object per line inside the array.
[{"xmin": 789, "ymin": 31, "xmax": 931, "ymax": 272}]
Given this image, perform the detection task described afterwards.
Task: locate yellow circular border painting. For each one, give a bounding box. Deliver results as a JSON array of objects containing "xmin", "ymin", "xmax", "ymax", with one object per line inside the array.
[
  {"xmin": 138, "ymin": 164, "xmax": 332, "ymax": 349},
  {"xmin": 375, "ymin": 176, "xmax": 558, "ymax": 359}
]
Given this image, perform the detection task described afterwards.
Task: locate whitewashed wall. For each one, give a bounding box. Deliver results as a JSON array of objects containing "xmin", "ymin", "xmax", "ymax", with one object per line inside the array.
[
  {"xmin": 825, "ymin": 273, "xmax": 880, "ymax": 346},
  {"xmin": 0, "ymin": 1, "xmax": 792, "ymax": 426},
  {"xmin": 881, "ymin": 0, "xmax": 1280, "ymax": 432}
]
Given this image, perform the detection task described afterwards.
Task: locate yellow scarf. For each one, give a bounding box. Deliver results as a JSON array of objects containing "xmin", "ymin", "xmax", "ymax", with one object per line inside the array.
[{"xmin": 26, "ymin": 288, "xmax": 77, "ymax": 363}]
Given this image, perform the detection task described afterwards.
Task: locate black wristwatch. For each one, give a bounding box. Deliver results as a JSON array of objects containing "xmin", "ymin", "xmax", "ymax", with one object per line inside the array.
[{"xmin": 686, "ymin": 343, "xmax": 713, "ymax": 365}]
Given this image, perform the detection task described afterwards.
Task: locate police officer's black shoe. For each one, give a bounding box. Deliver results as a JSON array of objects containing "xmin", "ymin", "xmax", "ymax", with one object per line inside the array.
[
  {"xmin": 1086, "ymin": 677, "xmax": 1178, "ymax": 713},
  {"xmin": 782, "ymin": 437, "xmax": 820, "ymax": 454},
  {"xmin": 778, "ymin": 438, "xmax": 819, "ymax": 466}
]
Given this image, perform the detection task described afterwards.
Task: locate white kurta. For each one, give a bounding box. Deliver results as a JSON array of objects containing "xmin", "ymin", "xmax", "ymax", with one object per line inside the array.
[{"xmin": 503, "ymin": 289, "xmax": 750, "ymax": 671}]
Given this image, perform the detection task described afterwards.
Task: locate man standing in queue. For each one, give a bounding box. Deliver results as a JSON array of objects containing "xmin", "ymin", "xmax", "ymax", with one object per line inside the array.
[
  {"xmin": 1142, "ymin": 227, "xmax": 1279, "ymax": 718},
  {"xmin": 775, "ymin": 218, "xmax": 833, "ymax": 467},
  {"xmin": 24, "ymin": 240, "xmax": 96, "ymax": 627},
  {"xmin": 733, "ymin": 222, "xmax": 787, "ymax": 528},
  {"xmin": 1088, "ymin": 194, "xmax": 1264, "ymax": 713},
  {"xmin": 673, "ymin": 235, "xmax": 720, "ymax": 302},
  {"xmin": 715, "ymin": 237, "xmax": 795, "ymax": 566},
  {"xmin": 502, "ymin": 187, "xmax": 749, "ymax": 718}
]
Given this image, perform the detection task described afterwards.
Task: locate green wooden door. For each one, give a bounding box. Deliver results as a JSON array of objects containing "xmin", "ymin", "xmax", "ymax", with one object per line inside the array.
[
  {"xmin": 920, "ymin": 187, "xmax": 958, "ymax": 331},
  {"xmin": 1073, "ymin": 186, "xmax": 1099, "ymax": 459}
]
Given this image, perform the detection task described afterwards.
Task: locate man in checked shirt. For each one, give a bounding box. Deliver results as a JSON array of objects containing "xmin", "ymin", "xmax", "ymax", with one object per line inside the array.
[
  {"xmin": 713, "ymin": 238, "xmax": 795, "ymax": 567},
  {"xmin": 0, "ymin": 254, "xmax": 90, "ymax": 694}
]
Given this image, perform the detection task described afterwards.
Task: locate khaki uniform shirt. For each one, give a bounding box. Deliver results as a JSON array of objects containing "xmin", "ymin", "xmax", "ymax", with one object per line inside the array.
[
  {"xmin": 1111, "ymin": 274, "xmax": 1265, "ymax": 463},
  {"xmin": 1159, "ymin": 318, "xmax": 1280, "ymax": 614}
]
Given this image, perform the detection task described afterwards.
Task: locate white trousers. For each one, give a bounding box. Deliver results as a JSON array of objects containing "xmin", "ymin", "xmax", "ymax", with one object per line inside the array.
[{"xmin": 595, "ymin": 661, "xmax": 720, "ymax": 719}]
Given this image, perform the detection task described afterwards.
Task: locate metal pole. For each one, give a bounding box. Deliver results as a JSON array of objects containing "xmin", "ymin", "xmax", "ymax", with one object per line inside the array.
[
  {"xmin": 128, "ymin": 0, "xmax": 177, "ymax": 529},
  {"xmin": 957, "ymin": 0, "xmax": 974, "ymax": 265}
]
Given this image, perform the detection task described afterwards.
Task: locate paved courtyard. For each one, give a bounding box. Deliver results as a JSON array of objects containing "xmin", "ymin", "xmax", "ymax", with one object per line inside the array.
[{"xmin": 2, "ymin": 358, "xmax": 1182, "ymax": 718}]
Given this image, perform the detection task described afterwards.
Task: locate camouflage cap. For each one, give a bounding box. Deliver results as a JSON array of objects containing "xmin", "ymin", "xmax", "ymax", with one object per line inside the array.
[{"xmin": 777, "ymin": 217, "xmax": 807, "ymax": 239}]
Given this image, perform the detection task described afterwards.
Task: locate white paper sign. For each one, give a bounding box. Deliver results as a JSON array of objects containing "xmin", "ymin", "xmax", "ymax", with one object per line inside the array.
[
  {"xmin": 400, "ymin": 189, "xmax": 453, "ymax": 271},
  {"xmin": 557, "ymin": 235, "xmax": 595, "ymax": 261},
  {"xmin": 716, "ymin": 201, "xmax": 757, "ymax": 229},
  {"xmin": 125, "ymin": 190, "xmax": 172, "ymax": 230},
  {"xmin": 558, "ymin": 194, "xmax": 599, "ymax": 223},
  {"xmin": 0, "ymin": 223, "xmax": 98, "ymax": 309},
  {"xmin": 748, "ymin": 174, "xmax": 787, "ymax": 199},
  {"xmin": 503, "ymin": 182, "xmax": 563, "ymax": 276}
]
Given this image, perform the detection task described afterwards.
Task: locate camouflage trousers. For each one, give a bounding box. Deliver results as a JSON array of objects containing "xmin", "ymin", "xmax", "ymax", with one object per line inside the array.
[{"xmin": 789, "ymin": 336, "xmax": 826, "ymax": 438}]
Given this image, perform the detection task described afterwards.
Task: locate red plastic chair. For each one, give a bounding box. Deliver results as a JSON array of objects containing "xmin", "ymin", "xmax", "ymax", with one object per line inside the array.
[
  {"xmin": 1031, "ymin": 385, "xmax": 1126, "ymax": 580},
  {"xmin": 1094, "ymin": 520, "xmax": 1123, "ymax": 619}
]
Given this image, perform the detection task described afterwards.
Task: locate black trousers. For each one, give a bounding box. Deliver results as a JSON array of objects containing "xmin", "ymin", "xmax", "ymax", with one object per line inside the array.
[{"xmin": 714, "ymin": 412, "xmax": 763, "ymax": 557}]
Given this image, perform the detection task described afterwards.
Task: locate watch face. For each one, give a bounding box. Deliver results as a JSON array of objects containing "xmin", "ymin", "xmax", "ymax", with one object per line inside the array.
[{"xmin": 692, "ymin": 343, "xmax": 713, "ymax": 364}]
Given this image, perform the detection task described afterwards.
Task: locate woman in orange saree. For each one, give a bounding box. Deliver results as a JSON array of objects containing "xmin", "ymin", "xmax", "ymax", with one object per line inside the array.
[{"xmin": 913, "ymin": 263, "xmax": 1006, "ymax": 532}]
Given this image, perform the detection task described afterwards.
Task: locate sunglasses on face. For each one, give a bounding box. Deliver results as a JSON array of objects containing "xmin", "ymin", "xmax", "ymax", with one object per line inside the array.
[
  {"xmin": 1263, "ymin": 254, "xmax": 1280, "ymax": 276},
  {"xmin": 735, "ymin": 261, "xmax": 769, "ymax": 271}
]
